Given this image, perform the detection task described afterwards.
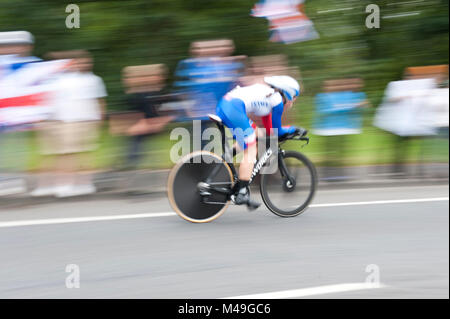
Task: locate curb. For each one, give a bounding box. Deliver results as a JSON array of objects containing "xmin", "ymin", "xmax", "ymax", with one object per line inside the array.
[{"xmin": 1, "ymin": 165, "xmax": 448, "ymax": 204}]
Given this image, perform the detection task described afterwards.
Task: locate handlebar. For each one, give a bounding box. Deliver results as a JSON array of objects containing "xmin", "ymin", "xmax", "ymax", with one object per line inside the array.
[
  {"xmin": 278, "ymin": 128, "xmax": 309, "ymax": 144},
  {"xmin": 228, "ymin": 129, "xmax": 310, "ymax": 156}
]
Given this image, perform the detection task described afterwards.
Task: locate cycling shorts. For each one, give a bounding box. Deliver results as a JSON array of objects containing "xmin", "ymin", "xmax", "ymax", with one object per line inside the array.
[{"xmin": 216, "ymin": 97, "xmax": 256, "ymax": 150}]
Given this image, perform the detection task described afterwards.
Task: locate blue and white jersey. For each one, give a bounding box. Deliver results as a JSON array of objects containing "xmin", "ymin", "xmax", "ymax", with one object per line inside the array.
[{"xmin": 226, "ymin": 83, "xmax": 283, "ymax": 116}]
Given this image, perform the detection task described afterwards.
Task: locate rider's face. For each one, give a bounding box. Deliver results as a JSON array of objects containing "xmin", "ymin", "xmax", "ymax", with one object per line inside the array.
[{"xmin": 285, "ymin": 97, "xmax": 296, "ymax": 110}]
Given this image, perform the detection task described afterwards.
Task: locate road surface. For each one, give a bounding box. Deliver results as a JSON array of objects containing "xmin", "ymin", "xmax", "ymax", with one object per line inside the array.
[{"xmin": 0, "ymin": 185, "xmax": 448, "ymax": 298}]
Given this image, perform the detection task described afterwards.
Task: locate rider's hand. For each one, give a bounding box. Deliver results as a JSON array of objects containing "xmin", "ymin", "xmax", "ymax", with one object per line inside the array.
[
  {"xmin": 293, "ymin": 126, "xmax": 308, "ymax": 137},
  {"xmin": 278, "ymin": 126, "xmax": 296, "ymax": 137},
  {"xmin": 279, "ymin": 126, "xmax": 307, "ymax": 138}
]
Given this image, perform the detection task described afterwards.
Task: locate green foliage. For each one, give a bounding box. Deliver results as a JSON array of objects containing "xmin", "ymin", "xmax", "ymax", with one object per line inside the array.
[{"xmin": 0, "ymin": 0, "xmax": 448, "ymax": 110}]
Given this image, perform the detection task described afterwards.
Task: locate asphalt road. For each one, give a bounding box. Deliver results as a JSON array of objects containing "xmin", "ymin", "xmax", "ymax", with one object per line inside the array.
[{"xmin": 0, "ymin": 185, "xmax": 448, "ymax": 299}]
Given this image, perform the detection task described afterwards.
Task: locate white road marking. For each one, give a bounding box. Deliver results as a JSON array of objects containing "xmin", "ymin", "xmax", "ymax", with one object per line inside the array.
[
  {"xmin": 222, "ymin": 282, "xmax": 387, "ymax": 299},
  {"xmin": 309, "ymin": 197, "xmax": 449, "ymax": 208},
  {"xmin": 0, "ymin": 212, "xmax": 176, "ymax": 228},
  {"xmin": 0, "ymin": 197, "xmax": 447, "ymax": 229}
]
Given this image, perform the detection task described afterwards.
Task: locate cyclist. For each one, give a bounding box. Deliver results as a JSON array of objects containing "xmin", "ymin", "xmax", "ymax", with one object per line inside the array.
[{"xmin": 216, "ymin": 75, "xmax": 304, "ymax": 209}]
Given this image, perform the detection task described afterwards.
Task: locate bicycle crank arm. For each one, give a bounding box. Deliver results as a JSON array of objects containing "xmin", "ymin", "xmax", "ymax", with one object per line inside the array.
[
  {"xmin": 202, "ymin": 200, "xmax": 229, "ymax": 205},
  {"xmin": 198, "ymin": 182, "xmax": 232, "ymax": 197}
]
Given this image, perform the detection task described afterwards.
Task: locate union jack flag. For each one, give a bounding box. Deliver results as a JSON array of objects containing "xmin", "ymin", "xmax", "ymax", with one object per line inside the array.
[{"xmin": 0, "ymin": 57, "xmax": 71, "ymax": 127}]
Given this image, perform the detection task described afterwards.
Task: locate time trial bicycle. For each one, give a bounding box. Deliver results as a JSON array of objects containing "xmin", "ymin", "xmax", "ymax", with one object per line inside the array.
[{"xmin": 167, "ymin": 114, "xmax": 317, "ymax": 223}]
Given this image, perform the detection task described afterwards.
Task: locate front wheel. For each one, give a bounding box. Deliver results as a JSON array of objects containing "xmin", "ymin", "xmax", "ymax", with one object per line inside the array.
[{"xmin": 260, "ymin": 151, "xmax": 317, "ymax": 217}]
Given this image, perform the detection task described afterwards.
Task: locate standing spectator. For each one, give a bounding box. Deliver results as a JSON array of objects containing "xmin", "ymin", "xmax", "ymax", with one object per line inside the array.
[
  {"xmin": 409, "ymin": 66, "xmax": 449, "ymax": 175},
  {"xmin": 240, "ymin": 54, "xmax": 290, "ymax": 86},
  {"xmin": 31, "ymin": 50, "xmax": 107, "ymax": 197},
  {"xmin": 120, "ymin": 64, "xmax": 173, "ymax": 169},
  {"xmin": 0, "ymin": 31, "xmax": 40, "ymax": 67},
  {"xmin": 373, "ymin": 66, "xmax": 445, "ymax": 177},
  {"xmin": 427, "ymin": 80, "xmax": 449, "ymax": 172},
  {"xmin": 313, "ymin": 78, "xmax": 368, "ymax": 181},
  {"xmin": 0, "ymin": 31, "xmax": 39, "ymax": 196},
  {"xmin": 174, "ymin": 39, "xmax": 244, "ymax": 149}
]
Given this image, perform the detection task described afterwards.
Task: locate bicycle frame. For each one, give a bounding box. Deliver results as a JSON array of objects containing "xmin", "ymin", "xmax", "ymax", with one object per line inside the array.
[{"xmin": 200, "ymin": 120, "xmax": 309, "ymax": 204}]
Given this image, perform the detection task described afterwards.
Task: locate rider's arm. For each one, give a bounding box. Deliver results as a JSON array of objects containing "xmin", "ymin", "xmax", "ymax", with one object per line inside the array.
[
  {"xmin": 261, "ymin": 113, "xmax": 272, "ymax": 135},
  {"xmin": 271, "ymin": 102, "xmax": 296, "ymax": 136}
]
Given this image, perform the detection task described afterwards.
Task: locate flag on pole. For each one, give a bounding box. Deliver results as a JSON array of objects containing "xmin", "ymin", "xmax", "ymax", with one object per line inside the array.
[{"xmin": 251, "ymin": 0, "xmax": 319, "ymax": 44}]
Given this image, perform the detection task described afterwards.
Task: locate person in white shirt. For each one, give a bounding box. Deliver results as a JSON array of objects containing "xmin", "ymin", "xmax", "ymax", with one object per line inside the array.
[{"xmin": 32, "ymin": 50, "xmax": 107, "ymax": 197}]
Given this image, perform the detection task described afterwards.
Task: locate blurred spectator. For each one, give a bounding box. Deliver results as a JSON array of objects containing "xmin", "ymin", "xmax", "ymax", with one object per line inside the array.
[
  {"xmin": 427, "ymin": 80, "xmax": 449, "ymax": 173},
  {"xmin": 241, "ymin": 55, "xmax": 301, "ymax": 85},
  {"xmin": 0, "ymin": 31, "xmax": 39, "ymax": 196},
  {"xmin": 31, "ymin": 50, "xmax": 107, "ymax": 197},
  {"xmin": 373, "ymin": 66, "xmax": 448, "ymax": 177},
  {"xmin": 0, "ymin": 31, "xmax": 40, "ymax": 65},
  {"xmin": 429, "ymin": 79, "xmax": 449, "ymax": 136},
  {"xmin": 313, "ymin": 78, "xmax": 368, "ymax": 181},
  {"xmin": 117, "ymin": 64, "xmax": 173, "ymax": 169},
  {"xmin": 174, "ymin": 39, "xmax": 244, "ymax": 149}
]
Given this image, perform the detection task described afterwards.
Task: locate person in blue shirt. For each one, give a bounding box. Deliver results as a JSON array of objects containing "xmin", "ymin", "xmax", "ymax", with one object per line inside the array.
[
  {"xmin": 174, "ymin": 40, "xmax": 244, "ymax": 148},
  {"xmin": 313, "ymin": 79, "xmax": 368, "ymax": 180}
]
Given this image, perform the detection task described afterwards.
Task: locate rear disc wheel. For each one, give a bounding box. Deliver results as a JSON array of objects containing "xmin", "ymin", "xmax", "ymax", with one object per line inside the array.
[{"xmin": 167, "ymin": 151, "xmax": 233, "ymax": 223}]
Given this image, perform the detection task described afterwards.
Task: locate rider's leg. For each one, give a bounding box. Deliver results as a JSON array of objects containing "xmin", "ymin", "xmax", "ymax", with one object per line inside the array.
[
  {"xmin": 238, "ymin": 141, "xmax": 257, "ymax": 180},
  {"xmin": 216, "ymin": 98, "xmax": 260, "ymax": 208},
  {"xmin": 232, "ymin": 141, "xmax": 259, "ymax": 207}
]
